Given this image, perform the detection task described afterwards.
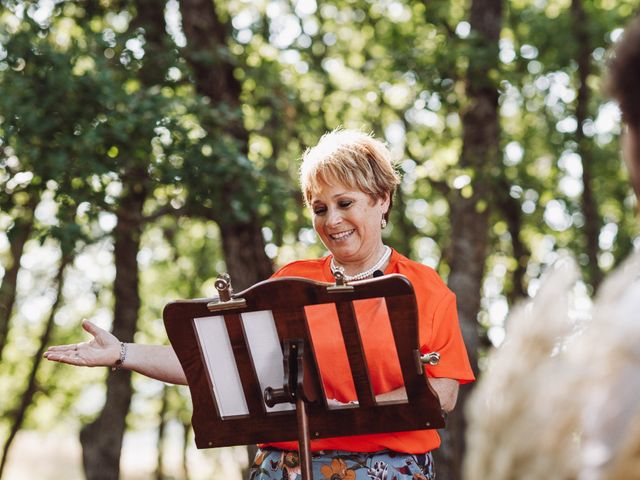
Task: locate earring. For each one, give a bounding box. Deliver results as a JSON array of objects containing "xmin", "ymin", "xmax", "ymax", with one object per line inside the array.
[{"xmin": 381, "ymin": 217, "xmax": 387, "ymax": 229}]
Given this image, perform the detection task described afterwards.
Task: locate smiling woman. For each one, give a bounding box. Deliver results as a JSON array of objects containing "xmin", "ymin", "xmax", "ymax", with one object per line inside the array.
[
  {"xmin": 309, "ymin": 180, "xmax": 390, "ymax": 274},
  {"xmin": 45, "ymin": 128, "xmax": 474, "ymax": 480},
  {"xmin": 301, "ymin": 130, "xmax": 398, "ymax": 276},
  {"xmin": 252, "ymin": 129, "xmax": 475, "ymax": 479}
]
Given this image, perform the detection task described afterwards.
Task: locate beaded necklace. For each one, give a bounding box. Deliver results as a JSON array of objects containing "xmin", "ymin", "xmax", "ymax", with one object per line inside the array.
[{"xmin": 330, "ymin": 245, "xmax": 391, "ymax": 282}]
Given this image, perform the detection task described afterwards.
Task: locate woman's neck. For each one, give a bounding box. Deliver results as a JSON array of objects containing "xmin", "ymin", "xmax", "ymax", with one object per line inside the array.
[{"xmin": 332, "ymin": 244, "xmax": 390, "ymax": 278}]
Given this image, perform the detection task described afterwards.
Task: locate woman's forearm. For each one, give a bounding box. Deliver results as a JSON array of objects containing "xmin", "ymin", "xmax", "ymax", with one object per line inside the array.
[
  {"xmin": 429, "ymin": 378, "xmax": 459, "ymax": 412},
  {"xmin": 374, "ymin": 378, "xmax": 459, "ymax": 413},
  {"xmin": 122, "ymin": 344, "xmax": 187, "ymax": 385},
  {"xmin": 375, "ymin": 386, "xmax": 409, "ymax": 403}
]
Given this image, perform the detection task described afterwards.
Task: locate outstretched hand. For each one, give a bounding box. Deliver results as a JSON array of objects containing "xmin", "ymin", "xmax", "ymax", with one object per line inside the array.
[{"xmin": 44, "ymin": 320, "xmax": 121, "ymax": 368}]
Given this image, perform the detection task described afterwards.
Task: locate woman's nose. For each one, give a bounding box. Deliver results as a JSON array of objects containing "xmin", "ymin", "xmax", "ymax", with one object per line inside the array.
[{"xmin": 326, "ymin": 208, "xmax": 343, "ymax": 227}]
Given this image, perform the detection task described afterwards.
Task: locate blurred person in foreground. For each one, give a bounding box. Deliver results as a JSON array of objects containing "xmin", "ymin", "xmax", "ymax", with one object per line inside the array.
[
  {"xmin": 464, "ymin": 15, "xmax": 640, "ymax": 480},
  {"xmin": 46, "ymin": 129, "xmax": 475, "ymax": 479}
]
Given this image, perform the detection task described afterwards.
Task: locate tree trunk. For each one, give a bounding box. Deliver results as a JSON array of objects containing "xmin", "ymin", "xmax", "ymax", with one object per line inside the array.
[
  {"xmin": 155, "ymin": 385, "xmax": 169, "ymax": 480},
  {"xmin": 181, "ymin": 419, "xmax": 190, "ymax": 480},
  {"xmin": 178, "ymin": 0, "xmax": 273, "ymax": 290},
  {"xmin": 496, "ymin": 178, "xmax": 529, "ymax": 304},
  {"xmin": 80, "ymin": 187, "xmax": 146, "ymax": 480},
  {"xmin": 79, "ymin": 3, "xmax": 164, "ymax": 477},
  {"xmin": 571, "ymin": 0, "xmax": 602, "ymax": 291},
  {"xmin": 391, "ymin": 187, "xmax": 418, "ymax": 258},
  {"xmin": 178, "ymin": 0, "xmax": 244, "ymax": 137},
  {"xmin": 0, "ymin": 192, "xmax": 39, "ymax": 362},
  {"xmin": 178, "ymin": 2, "xmax": 273, "ymax": 473},
  {"xmin": 435, "ymin": 0, "xmax": 502, "ymax": 478},
  {"xmin": 0, "ymin": 250, "xmax": 72, "ymax": 479},
  {"xmin": 218, "ymin": 218, "xmax": 274, "ymax": 290}
]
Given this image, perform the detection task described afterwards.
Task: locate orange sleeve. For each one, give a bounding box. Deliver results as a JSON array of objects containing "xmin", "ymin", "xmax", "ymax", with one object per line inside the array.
[{"xmin": 422, "ymin": 291, "xmax": 475, "ymax": 383}]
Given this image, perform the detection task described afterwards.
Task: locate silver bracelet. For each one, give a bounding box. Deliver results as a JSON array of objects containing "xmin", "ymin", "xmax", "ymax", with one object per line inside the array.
[{"xmin": 111, "ymin": 342, "xmax": 127, "ymax": 371}]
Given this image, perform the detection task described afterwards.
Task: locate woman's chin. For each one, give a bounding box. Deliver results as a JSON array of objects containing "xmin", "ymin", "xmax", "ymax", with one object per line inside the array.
[
  {"xmin": 330, "ymin": 249, "xmax": 361, "ymax": 266},
  {"xmin": 328, "ymin": 241, "xmax": 355, "ymax": 254}
]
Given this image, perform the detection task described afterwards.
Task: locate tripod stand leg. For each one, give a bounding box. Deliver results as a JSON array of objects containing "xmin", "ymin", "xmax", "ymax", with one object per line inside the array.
[{"xmin": 296, "ymin": 397, "xmax": 312, "ymax": 479}]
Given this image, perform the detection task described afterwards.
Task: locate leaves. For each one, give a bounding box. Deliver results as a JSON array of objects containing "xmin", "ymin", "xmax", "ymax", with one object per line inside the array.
[{"xmin": 0, "ymin": 0, "xmax": 638, "ymax": 476}]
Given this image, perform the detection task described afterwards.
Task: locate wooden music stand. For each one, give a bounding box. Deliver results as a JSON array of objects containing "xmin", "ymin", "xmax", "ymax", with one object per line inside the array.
[{"xmin": 163, "ymin": 272, "xmax": 444, "ymax": 479}]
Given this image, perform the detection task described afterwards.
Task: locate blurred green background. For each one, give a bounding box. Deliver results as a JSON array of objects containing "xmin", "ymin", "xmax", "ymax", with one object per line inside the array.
[{"xmin": 0, "ymin": 0, "xmax": 638, "ymax": 478}]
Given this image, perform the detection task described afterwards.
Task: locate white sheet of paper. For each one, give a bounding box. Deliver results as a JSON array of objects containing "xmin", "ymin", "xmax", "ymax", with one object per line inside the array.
[
  {"xmin": 242, "ymin": 310, "xmax": 295, "ymax": 412},
  {"xmin": 193, "ymin": 315, "xmax": 249, "ymax": 418}
]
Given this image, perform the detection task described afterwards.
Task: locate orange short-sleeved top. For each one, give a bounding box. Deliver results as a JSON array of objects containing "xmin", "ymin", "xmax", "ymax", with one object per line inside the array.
[{"xmin": 261, "ymin": 249, "xmax": 475, "ymax": 454}]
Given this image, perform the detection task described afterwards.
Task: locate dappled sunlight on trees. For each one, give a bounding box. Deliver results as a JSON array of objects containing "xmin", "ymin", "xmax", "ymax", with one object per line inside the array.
[{"xmin": 0, "ymin": 0, "xmax": 638, "ymax": 479}]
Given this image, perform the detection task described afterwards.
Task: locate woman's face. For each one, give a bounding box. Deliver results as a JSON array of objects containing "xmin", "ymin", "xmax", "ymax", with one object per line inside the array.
[{"xmin": 310, "ymin": 180, "xmax": 389, "ymax": 267}]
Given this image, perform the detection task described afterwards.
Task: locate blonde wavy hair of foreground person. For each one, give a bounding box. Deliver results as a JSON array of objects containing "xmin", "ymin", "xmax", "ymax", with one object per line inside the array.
[{"xmin": 300, "ymin": 129, "xmax": 401, "ymax": 222}]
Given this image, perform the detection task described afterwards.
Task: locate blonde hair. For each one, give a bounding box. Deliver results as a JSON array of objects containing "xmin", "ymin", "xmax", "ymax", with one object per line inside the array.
[{"xmin": 300, "ymin": 129, "xmax": 401, "ymax": 221}]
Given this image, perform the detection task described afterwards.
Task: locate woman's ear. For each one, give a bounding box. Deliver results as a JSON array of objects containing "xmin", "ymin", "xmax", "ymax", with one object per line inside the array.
[{"xmin": 381, "ymin": 192, "xmax": 391, "ymax": 213}]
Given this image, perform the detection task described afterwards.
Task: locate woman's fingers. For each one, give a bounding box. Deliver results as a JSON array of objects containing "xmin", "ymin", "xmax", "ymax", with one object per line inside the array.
[
  {"xmin": 44, "ymin": 319, "xmax": 118, "ymax": 367},
  {"xmin": 45, "ymin": 343, "xmax": 80, "ymax": 352},
  {"xmin": 46, "ymin": 320, "xmax": 91, "ymax": 354},
  {"xmin": 82, "ymin": 319, "xmax": 119, "ymax": 349},
  {"xmin": 46, "ymin": 320, "xmax": 100, "ymax": 354},
  {"xmin": 45, "ymin": 350, "xmax": 88, "ymax": 366},
  {"xmin": 81, "ymin": 319, "xmax": 104, "ymax": 337},
  {"xmin": 45, "ymin": 341, "xmax": 107, "ymax": 367},
  {"xmin": 44, "ymin": 345, "xmax": 78, "ymax": 361}
]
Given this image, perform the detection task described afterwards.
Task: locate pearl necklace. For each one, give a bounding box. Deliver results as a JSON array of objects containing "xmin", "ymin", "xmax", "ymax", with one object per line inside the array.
[{"xmin": 330, "ymin": 246, "xmax": 392, "ymax": 282}]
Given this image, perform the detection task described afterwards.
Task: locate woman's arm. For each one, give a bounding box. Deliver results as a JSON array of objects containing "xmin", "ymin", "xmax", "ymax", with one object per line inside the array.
[
  {"xmin": 429, "ymin": 378, "xmax": 459, "ymax": 413},
  {"xmin": 44, "ymin": 320, "xmax": 187, "ymax": 385},
  {"xmin": 374, "ymin": 378, "xmax": 459, "ymax": 412},
  {"xmin": 119, "ymin": 343, "xmax": 187, "ymax": 385}
]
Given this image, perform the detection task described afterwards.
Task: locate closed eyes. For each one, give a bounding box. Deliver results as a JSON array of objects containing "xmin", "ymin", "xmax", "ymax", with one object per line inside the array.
[{"xmin": 312, "ymin": 199, "xmax": 354, "ymax": 216}]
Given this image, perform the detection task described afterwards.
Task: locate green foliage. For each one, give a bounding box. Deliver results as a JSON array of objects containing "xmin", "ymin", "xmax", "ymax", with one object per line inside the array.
[
  {"xmin": 499, "ymin": 0, "xmax": 639, "ymax": 286},
  {"xmin": 0, "ymin": 0, "xmax": 639, "ymax": 476}
]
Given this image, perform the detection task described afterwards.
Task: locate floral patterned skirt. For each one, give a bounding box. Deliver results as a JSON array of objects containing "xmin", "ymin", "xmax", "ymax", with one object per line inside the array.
[{"xmin": 249, "ymin": 448, "xmax": 435, "ymax": 480}]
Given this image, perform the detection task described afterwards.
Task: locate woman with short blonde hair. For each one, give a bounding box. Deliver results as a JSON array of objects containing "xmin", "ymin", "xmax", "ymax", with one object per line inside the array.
[
  {"xmin": 46, "ymin": 128, "xmax": 474, "ymax": 479},
  {"xmin": 300, "ymin": 129, "xmax": 401, "ymax": 223}
]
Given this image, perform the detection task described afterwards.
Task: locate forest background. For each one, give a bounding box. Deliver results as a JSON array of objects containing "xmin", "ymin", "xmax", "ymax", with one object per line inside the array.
[{"xmin": 0, "ymin": 0, "xmax": 638, "ymax": 479}]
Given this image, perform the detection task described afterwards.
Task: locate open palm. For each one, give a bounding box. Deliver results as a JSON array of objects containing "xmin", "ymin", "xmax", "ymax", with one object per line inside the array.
[{"xmin": 44, "ymin": 320, "xmax": 121, "ymax": 368}]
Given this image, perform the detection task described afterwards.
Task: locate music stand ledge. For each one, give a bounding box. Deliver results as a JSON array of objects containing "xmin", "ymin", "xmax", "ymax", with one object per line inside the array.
[{"xmin": 163, "ymin": 273, "xmax": 444, "ymax": 480}]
